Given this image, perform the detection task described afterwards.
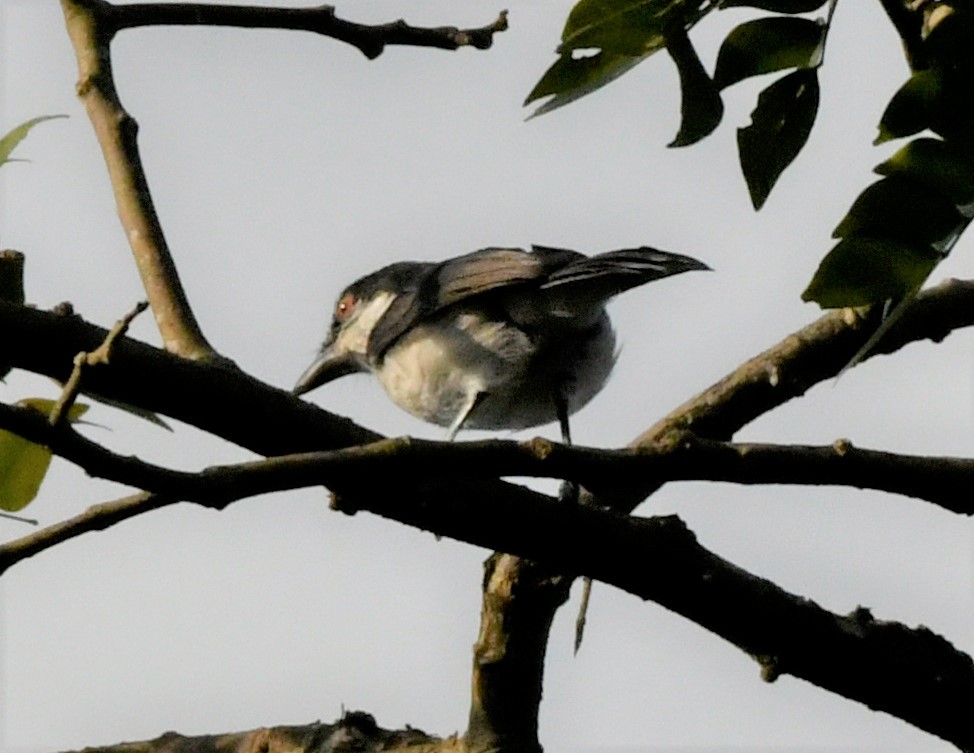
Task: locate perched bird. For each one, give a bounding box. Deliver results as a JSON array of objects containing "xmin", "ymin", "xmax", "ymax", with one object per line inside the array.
[{"xmin": 293, "ymin": 245, "xmax": 708, "ymax": 442}]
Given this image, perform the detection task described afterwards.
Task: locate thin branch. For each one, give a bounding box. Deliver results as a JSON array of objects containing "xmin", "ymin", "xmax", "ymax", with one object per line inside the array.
[
  {"xmin": 49, "ymin": 300, "xmax": 148, "ymax": 425},
  {"xmin": 2, "ymin": 401, "xmax": 972, "ymax": 576},
  {"xmin": 109, "ymin": 3, "xmax": 510, "ymax": 60},
  {"xmin": 0, "ymin": 492, "xmax": 172, "ymax": 576},
  {"xmin": 59, "ymin": 0, "xmax": 218, "ymax": 360},
  {"xmin": 591, "ymin": 278, "xmax": 974, "ymax": 513}
]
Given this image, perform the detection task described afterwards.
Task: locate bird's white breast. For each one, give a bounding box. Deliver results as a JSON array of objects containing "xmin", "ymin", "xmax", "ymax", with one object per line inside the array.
[{"xmin": 375, "ymin": 308, "xmax": 616, "ymax": 432}]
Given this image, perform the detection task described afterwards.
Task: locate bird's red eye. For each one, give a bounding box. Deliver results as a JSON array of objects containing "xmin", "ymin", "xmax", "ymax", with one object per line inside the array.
[{"xmin": 335, "ymin": 292, "xmax": 356, "ymax": 321}]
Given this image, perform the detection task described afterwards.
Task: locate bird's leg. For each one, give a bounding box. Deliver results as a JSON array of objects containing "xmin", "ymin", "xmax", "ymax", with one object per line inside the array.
[
  {"xmin": 555, "ymin": 395, "xmax": 577, "ymax": 504},
  {"xmin": 446, "ymin": 390, "xmax": 488, "ymax": 442}
]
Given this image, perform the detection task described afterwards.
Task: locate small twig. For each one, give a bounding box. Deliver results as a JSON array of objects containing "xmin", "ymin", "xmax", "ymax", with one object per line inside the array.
[{"xmin": 49, "ymin": 301, "xmax": 148, "ymax": 426}]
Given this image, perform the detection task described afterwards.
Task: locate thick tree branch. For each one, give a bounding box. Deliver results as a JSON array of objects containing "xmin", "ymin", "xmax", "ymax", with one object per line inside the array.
[
  {"xmin": 52, "ymin": 711, "xmax": 442, "ymax": 753},
  {"xmin": 2, "ymin": 424, "xmax": 971, "ymax": 750}
]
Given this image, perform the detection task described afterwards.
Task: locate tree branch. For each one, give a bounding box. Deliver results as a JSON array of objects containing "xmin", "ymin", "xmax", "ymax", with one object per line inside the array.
[
  {"xmin": 60, "ymin": 0, "xmax": 218, "ymax": 359},
  {"xmin": 3, "ymin": 399, "xmax": 973, "ymax": 526},
  {"xmin": 468, "ymin": 277, "xmax": 974, "ymax": 748},
  {"xmin": 2, "ymin": 280, "xmax": 973, "ymax": 747},
  {"xmin": 610, "ymin": 277, "xmax": 974, "ymax": 510},
  {"xmin": 2, "ymin": 423, "xmax": 971, "ymax": 749},
  {"xmin": 109, "ymin": 3, "xmax": 510, "ymax": 60},
  {"xmin": 57, "ymin": 0, "xmax": 507, "ymax": 359}
]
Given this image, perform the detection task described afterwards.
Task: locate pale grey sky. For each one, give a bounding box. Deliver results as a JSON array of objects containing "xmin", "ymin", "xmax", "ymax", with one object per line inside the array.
[{"xmin": 1, "ymin": 2, "xmax": 971, "ymax": 752}]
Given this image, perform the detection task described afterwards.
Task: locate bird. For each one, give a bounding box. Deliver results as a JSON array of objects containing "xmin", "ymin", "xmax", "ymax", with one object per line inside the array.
[{"xmin": 293, "ymin": 244, "xmax": 709, "ymax": 443}]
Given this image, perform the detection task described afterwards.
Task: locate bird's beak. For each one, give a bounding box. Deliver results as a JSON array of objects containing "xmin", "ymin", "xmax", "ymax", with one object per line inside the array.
[{"xmin": 292, "ymin": 345, "xmax": 368, "ymax": 396}]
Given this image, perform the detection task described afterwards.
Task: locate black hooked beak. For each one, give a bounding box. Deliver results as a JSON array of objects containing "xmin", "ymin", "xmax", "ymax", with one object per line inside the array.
[{"xmin": 292, "ymin": 343, "xmax": 368, "ymax": 396}]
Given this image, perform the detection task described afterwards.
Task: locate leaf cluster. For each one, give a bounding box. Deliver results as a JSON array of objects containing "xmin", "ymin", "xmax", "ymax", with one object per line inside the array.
[{"xmin": 527, "ymin": 0, "xmax": 974, "ymax": 309}]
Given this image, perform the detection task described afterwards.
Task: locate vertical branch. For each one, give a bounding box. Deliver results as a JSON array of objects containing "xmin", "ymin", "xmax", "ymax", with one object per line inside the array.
[
  {"xmin": 466, "ymin": 554, "xmax": 572, "ymax": 753},
  {"xmin": 59, "ymin": 0, "xmax": 217, "ymax": 359}
]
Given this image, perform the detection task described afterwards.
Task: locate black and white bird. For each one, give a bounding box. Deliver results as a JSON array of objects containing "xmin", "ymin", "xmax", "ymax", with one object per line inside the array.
[{"xmin": 294, "ymin": 245, "xmax": 708, "ymax": 442}]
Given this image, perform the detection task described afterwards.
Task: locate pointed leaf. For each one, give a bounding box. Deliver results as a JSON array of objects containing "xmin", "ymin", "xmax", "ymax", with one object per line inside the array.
[
  {"xmin": 875, "ymin": 69, "xmax": 943, "ymax": 144},
  {"xmin": 713, "ymin": 17, "xmax": 825, "ymax": 90},
  {"xmin": 0, "ymin": 115, "xmax": 68, "ymax": 167},
  {"xmin": 718, "ymin": 0, "xmax": 828, "ymax": 11},
  {"xmin": 525, "ymin": 50, "xmax": 647, "ymax": 118},
  {"xmin": 560, "ymin": 0, "xmax": 675, "ymax": 55},
  {"xmin": 875, "ymin": 137, "xmax": 974, "ymax": 207},
  {"xmin": 86, "ymin": 393, "xmax": 172, "ymax": 430},
  {"xmin": 738, "ymin": 68, "xmax": 819, "ymax": 209},
  {"xmin": 802, "ymin": 237, "xmax": 941, "ymax": 308},
  {"xmin": 833, "ymin": 177, "xmax": 963, "ymax": 248},
  {"xmin": 667, "ymin": 25, "xmax": 724, "ymax": 146},
  {"xmin": 0, "ymin": 399, "xmax": 88, "ymax": 512}
]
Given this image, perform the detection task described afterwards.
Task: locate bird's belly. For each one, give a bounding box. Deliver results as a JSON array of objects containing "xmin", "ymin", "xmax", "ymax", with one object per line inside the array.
[{"xmin": 376, "ymin": 315, "xmax": 616, "ymax": 432}]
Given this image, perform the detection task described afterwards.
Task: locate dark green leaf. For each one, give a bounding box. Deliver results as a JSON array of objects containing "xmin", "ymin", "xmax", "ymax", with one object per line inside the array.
[
  {"xmin": 0, "ymin": 115, "xmax": 68, "ymax": 167},
  {"xmin": 924, "ymin": 8, "xmax": 974, "ymax": 74},
  {"xmin": 525, "ymin": 50, "xmax": 647, "ymax": 118},
  {"xmin": 666, "ymin": 25, "xmax": 724, "ymax": 146},
  {"xmin": 875, "ymin": 138, "xmax": 974, "ymax": 206},
  {"xmin": 802, "ymin": 237, "xmax": 941, "ymax": 308},
  {"xmin": 875, "ymin": 69, "xmax": 943, "ymax": 145},
  {"xmin": 560, "ymin": 0, "xmax": 675, "ymax": 55},
  {"xmin": 718, "ymin": 0, "xmax": 828, "ymax": 11},
  {"xmin": 833, "ymin": 177, "xmax": 963, "ymax": 248},
  {"xmin": 713, "ymin": 17, "xmax": 825, "ymax": 90},
  {"xmin": 738, "ymin": 68, "xmax": 819, "ymax": 209}
]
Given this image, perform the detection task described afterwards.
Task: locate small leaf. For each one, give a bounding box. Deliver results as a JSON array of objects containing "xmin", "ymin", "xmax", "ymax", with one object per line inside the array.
[
  {"xmin": 0, "ymin": 399, "xmax": 88, "ymax": 512},
  {"xmin": 875, "ymin": 138, "xmax": 974, "ymax": 207},
  {"xmin": 833, "ymin": 177, "xmax": 963, "ymax": 248},
  {"xmin": 525, "ymin": 50, "xmax": 647, "ymax": 118},
  {"xmin": 666, "ymin": 25, "xmax": 724, "ymax": 146},
  {"xmin": 713, "ymin": 17, "xmax": 825, "ymax": 90},
  {"xmin": 0, "ymin": 115, "xmax": 68, "ymax": 167},
  {"xmin": 718, "ymin": 0, "xmax": 828, "ymax": 11},
  {"xmin": 17, "ymin": 398, "xmax": 89, "ymax": 423},
  {"xmin": 0, "ymin": 430, "xmax": 53, "ymax": 512},
  {"xmin": 560, "ymin": 0, "xmax": 674, "ymax": 55},
  {"xmin": 738, "ymin": 68, "xmax": 820, "ymax": 209},
  {"xmin": 875, "ymin": 69, "xmax": 943, "ymax": 145},
  {"xmin": 802, "ymin": 237, "xmax": 941, "ymax": 308}
]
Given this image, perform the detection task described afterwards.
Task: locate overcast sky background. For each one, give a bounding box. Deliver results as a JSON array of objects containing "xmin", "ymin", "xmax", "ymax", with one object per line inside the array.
[{"xmin": 1, "ymin": 1, "xmax": 972, "ymax": 752}]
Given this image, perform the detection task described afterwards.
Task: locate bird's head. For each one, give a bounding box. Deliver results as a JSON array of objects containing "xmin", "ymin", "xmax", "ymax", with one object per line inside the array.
[{"xmin": 293, "ymin": 262, "xmax": 428, "ymax": 396}]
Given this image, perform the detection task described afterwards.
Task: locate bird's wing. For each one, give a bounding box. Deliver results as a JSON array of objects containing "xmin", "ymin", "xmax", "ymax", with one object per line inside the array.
[
  {"xmin": 435, "ymin": 247, "xmax": 564, "ymax": 305},
  {"xmin": 367, "ymin": 247, "xmax": 581, "ymax": 360},
  {"xmin": 541, "ymin": 247, "xmax": 710, "ymax": 299}
]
